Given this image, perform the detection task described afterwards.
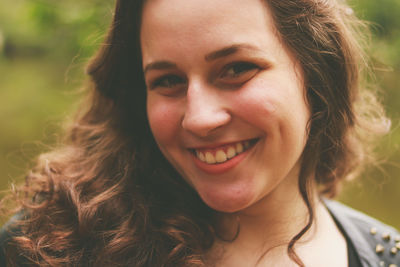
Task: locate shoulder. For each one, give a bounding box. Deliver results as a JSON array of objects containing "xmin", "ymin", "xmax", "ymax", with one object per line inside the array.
[{"xmin": 324, "ymin": 199, "xmax": 400, "ymax": 267}]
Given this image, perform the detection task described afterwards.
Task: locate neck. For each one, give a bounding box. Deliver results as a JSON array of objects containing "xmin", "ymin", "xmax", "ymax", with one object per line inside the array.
[
  {"xmin": 207, "ymin": 178, "xmax": 347, "ymax": 267},
  {"xmin": 211, "ymin": 169, "xmax": 321, "ymax": 258}
]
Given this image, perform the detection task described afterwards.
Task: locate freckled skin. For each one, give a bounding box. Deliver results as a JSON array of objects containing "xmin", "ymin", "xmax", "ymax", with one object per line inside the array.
[{"xmin": 142, "ymin": 0, "xmax": 310, "ymax": 213}]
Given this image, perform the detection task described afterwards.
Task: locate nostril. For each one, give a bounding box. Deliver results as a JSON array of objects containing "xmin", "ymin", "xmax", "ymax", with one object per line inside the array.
[
  {"xmin": 181, "ymin": 110, "xmax": 231, "ymax": 137},
  {"xmin": 182, "ymin": 87, "xmax": 232, "ymax": 136}
]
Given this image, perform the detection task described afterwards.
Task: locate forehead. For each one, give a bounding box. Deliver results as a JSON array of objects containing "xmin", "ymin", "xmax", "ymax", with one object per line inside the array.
[
  {"xmin": 140, "ymin": 0, "xmax": 281, "ymax": 62},
  {"xmin": 141, "ymin": 0, "xmax": 270, "ymax": 23}
]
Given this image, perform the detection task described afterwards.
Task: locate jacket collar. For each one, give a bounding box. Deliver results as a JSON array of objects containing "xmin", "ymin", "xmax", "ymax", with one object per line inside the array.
[{"xmin": 324, "ymin": 199, "xmax": 382, "ymax": 267}]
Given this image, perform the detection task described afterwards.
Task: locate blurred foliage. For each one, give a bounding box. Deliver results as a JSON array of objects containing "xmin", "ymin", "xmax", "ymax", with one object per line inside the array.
[
  {"xmin": 0, "ymin": 0, "xmax": 399, "ymax": 227},
  {"xmin": 0, "ymin": 0, "xmax": 113, "ymax": 197},
  {"xmin": 0, "ymin": 0, "xmax": 113, "ymax": 59},
  {"xmin": 338, "ymin": 0, "xmax": 400, "ymax": 229}
]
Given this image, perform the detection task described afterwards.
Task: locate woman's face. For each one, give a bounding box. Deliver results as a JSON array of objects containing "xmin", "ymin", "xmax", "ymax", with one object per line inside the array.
[{"xmin": 141, "ymin": 0, "xmax": 310, "ymax": 213}]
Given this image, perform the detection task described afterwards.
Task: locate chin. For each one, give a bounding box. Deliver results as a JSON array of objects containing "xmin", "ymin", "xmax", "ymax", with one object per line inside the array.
[{"xmin": 196, "ymin": 184, "xmax": 257, "ymax": 213}]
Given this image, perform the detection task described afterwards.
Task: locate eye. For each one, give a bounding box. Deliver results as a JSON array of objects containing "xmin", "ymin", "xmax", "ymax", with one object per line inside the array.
[
  {"xmin": 150, "ymin": 75, "xmax": 186, "ymax": 89},
  {"xmin": 219, "ymin": 62, "xmax": 260, "ymax": 84},
  {"xmin": 149, "ymin": 74, "xmax": 187, "ymax": 96}
]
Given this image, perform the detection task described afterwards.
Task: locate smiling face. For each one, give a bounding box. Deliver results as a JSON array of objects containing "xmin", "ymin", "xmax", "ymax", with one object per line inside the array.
[{"xmin": 141, "ymin": 0, "xmax": 311, "ymax": 213}]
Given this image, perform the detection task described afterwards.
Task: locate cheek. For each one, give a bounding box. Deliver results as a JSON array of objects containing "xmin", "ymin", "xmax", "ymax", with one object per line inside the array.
[
  {"xmin": 232, "ymin": 80, "xmax": 278, "ymax": 124},
  {"xmin": 232, "ymin": 78, "xmax": 310, "ymax": 146},
  {"xmin": 147, "ymin": 98, "xmax": 182, "ymax": 144}
]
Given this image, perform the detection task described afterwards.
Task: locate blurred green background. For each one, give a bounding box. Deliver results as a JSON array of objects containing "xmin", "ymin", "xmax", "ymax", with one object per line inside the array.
[{"xmin": 0, "ymin": 0, "xmax": 399, "ymax": 227}]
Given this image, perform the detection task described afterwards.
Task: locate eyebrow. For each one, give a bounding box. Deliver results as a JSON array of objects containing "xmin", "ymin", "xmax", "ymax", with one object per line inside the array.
[
  {"xmin": 204, "ymin": 44, "xmax": 263, "ymax": 61},
  {"xmin": 143, "ymin": 61, "xmax": 177, "ymax": 75},
  {"xmin": 143, "ymin": 44, "xmax": 263, "ymax": 74}
]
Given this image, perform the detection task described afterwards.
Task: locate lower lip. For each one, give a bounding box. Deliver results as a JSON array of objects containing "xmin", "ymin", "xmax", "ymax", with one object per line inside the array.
[{"xmin": 191, "ymin": 143, "xmax": 256, "ymax": 175}]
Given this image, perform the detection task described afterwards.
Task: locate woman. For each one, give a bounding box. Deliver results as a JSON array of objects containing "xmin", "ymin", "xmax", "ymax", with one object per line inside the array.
[{"xmin": 0, "ymin": 0, "xmax": 397, "ymax": 266}]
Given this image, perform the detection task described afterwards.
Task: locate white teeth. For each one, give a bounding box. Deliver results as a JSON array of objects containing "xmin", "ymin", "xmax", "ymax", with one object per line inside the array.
[
  {"xmin": 205, "ymin": 152, "xmax": 216, "ymax": 164},
  {"xmin": 197, "ymin": 151, "xmax": 206, "ymax": 162},
  {"xmin": 194, "ymin": 140, "xmax": 254, "ymax": 164},
  {"xmin": 226, "ymin": 146, "xmax": 236, "ymax": 159},
  {"xmin": 215, "ymin": 150, "xmax": 227, "ymax": 163},
  {"xmin": 236, "ymin": 142, "xmax": 244, "ymax": 153}
]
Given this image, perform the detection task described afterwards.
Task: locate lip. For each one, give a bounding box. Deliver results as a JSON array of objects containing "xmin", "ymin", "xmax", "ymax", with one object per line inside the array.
[{"xmin": 190, "ymin": 138, "xmax": 259, "ymax": 175}]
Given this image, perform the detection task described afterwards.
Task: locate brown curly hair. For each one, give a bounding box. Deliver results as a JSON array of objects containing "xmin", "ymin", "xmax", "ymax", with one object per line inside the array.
[{"xmin": 2, "ymin": 0, "xmax": 389, "ymax": 266}]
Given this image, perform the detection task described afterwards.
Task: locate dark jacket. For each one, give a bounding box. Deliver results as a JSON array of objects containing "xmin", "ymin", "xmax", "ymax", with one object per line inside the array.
[
  {"xmin": 0, "ymin": 200, "xmax": 399, "ymax": 266},
  {"xmin": 324, "ymin": 199, "xmax": 400, "ymax": 267}
]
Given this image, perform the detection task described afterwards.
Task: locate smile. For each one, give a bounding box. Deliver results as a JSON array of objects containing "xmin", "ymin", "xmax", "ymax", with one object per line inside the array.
[{"xmin": 192, "ymin": 139, "xmax": 257, "ymax": 165}]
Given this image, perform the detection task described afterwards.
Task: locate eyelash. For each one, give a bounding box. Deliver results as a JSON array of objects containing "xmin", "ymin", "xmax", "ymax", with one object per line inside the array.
[
  {"xmin": 148, "ymin": 61, "xmax": 261, "ymax": 91},
  {"xmin": 149, "ymin": 75, "xmax": 187, "ymax": 90},
  {"xmin": 220, "ymin": 61, "xmax": 260, "ymax": 79}
]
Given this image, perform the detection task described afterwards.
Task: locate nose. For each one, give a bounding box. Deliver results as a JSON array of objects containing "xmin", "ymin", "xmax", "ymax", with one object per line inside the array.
[{"xmin": 181, "ymin": 82, "xmax": 231, "ymax": 137}]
